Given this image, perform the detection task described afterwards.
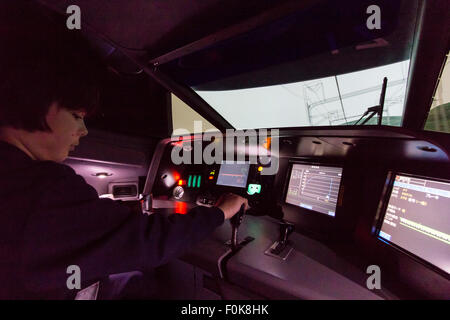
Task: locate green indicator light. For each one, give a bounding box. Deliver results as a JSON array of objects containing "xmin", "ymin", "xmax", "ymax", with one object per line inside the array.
[
  {"xmin": 247, "ymin": 184, "xmax": 262, "ymax": 195},
  {"xmin": 188, "ymin": 175, "xmax": 192, "ymax": 187},
  {"xmin": 197, "ymin": 175, "xmax": 201, "ymax": 188},
  {"xmin": 192, "ymin": 175, "xmax": 197, "ymax": 188}
]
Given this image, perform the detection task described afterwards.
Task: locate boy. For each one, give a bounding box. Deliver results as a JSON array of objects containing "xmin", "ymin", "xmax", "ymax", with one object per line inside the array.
[{"xmin": 0, "ymin": 1, "xmax": 246, "ymax": 299}]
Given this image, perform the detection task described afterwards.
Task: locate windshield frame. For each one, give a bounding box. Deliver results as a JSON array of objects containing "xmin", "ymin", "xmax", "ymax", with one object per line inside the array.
[{"xmin": 148, "ymin": 0, "xmax": 448, "ymax": 133}]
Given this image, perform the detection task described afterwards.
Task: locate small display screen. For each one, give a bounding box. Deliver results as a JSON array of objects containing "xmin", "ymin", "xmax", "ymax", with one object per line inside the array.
[
  {"xmin": 379, "ymin": 174, "xmax": 450, "ymax": 274},
  {"xmin": 216, "ymin": 161, "xmax": 250, "ymax": 188},
  {"xmin": 285, "ymin": 163, "xmax": 343, "ymax": 217}
]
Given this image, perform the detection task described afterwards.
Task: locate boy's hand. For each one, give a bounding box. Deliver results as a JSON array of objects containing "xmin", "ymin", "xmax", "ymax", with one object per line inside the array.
[{"xmin": 214, "ymin": 193, "xmax": 249, "ymax": 220}]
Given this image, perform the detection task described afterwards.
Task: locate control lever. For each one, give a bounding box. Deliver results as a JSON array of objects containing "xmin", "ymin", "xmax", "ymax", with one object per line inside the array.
[
  {"xmin": 269, "ymin": 221, "xmax": 295, "ymax": 256},
  {"xmin": 229, "ymin": 203, "xmax": 246, "ymax": 250},
  {"xmin": 141, "ymin": 194, "xmax": 153, "ymax": 215},
  {"xmin": 278, "ymin": 222, "xmax": 295, "ymax": 249}
]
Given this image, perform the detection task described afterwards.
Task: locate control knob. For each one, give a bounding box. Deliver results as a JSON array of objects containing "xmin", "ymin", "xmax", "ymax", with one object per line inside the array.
[{"xmin": 173, "ymin": 186, "xmax": 184, "ymax": 199}]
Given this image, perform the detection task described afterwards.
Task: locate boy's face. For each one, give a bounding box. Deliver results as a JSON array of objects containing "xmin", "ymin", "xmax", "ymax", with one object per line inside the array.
[{"xmin": 35, "ymin": 102, "xmax": 88, "ymax": 162}]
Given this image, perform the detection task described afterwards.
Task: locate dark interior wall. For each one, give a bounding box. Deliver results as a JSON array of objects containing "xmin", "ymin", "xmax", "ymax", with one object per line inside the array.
[{"xmin": 86, "ymin": 71, "xmax": 171, "ymax": 139}]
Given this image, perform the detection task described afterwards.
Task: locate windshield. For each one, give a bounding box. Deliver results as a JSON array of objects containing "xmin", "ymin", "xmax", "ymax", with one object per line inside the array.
[
  {"xmin": 195, "ymin": 60, "xmax": 410, "ymax": 129},
  {"xmin": 161, "ymin": 0, "xmax": 418, "ymax": 130}
]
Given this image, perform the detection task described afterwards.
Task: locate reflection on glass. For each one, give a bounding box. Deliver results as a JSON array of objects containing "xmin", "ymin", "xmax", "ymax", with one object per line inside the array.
[{"xmin": 425, "ymin": 51, "xmax": 450, "ymax": 133}]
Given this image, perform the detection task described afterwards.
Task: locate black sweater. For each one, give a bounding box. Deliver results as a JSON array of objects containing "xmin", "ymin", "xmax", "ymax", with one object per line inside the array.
[{"xmin": 0, "ymin": 141, "xmax": 224, "ymax": 299}]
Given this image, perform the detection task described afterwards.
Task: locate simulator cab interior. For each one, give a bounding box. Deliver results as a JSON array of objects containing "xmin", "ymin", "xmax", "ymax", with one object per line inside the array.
[{"xmin": 8, "ymin": 0, "xmax": 450, "ymax": 299}]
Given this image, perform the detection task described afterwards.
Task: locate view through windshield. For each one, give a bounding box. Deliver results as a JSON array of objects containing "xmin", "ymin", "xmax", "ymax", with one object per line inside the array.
[
  {"xmin": 161, "ymin": 0, "xmax": 417, "ymax": 130},
  {"xmin": 195, "ymin": 60, "xmax": 410, "ymax": 129}
]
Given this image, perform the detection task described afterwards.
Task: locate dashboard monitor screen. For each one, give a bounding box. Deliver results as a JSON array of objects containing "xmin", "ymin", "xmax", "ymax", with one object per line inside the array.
[
  {"xmin": 216, "ymin": 161, "xmax": 250, "ymax": 188},
  {"xmin": 378, "ymin": 174, "xmax": 450, "ymax": 274},
  {"xmin": 285, "ymin": 163, "xmax": 343, "ymax": 217}
]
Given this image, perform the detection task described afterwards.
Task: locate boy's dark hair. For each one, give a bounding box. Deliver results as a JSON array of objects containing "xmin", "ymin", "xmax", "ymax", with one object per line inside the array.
[{"xmin": 0, "ymin": 0, "xmax": 104, "ymax": 132}]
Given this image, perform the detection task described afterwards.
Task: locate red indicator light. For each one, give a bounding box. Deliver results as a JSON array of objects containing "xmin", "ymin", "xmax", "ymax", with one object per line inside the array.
[
  {"xmin": 263, "ymin": 137, "xmax": 272, "ymax": 149},
  {"xmin": 175, "ymin": 202, "xmax": 187, "ymax": 215},
  {"xmin": 209, "ymin": 176, "xmax": 214, "ymax": 180},
  {"xmin": 173, "ymin": 173, "xmax": 180, "ymax": 181}
]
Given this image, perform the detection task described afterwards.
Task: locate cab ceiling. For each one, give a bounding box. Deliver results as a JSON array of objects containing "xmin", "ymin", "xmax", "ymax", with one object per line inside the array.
[{"xmin": 37, "ymin": 0, "xmax": 287, "ymax": 58}]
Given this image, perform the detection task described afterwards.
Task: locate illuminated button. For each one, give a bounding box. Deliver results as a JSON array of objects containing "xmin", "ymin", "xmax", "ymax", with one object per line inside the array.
[
  {"xmin": 247, "ymin": 184, "xmax": 262, "ymax": 195},
  {"xmin": 173, "ymin": 186, "xmax": 184, "ymax": 199},
  {"xmin": 209, "ymin": 176, "xmax": 214, "ymax": 180},
  {"xmin": 258, "ymin": 166, "xmax": 263, "ymax": 172},
  {"xmin": 92, "ymin": 172, "xmax": 113, "ymax": 179}
]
